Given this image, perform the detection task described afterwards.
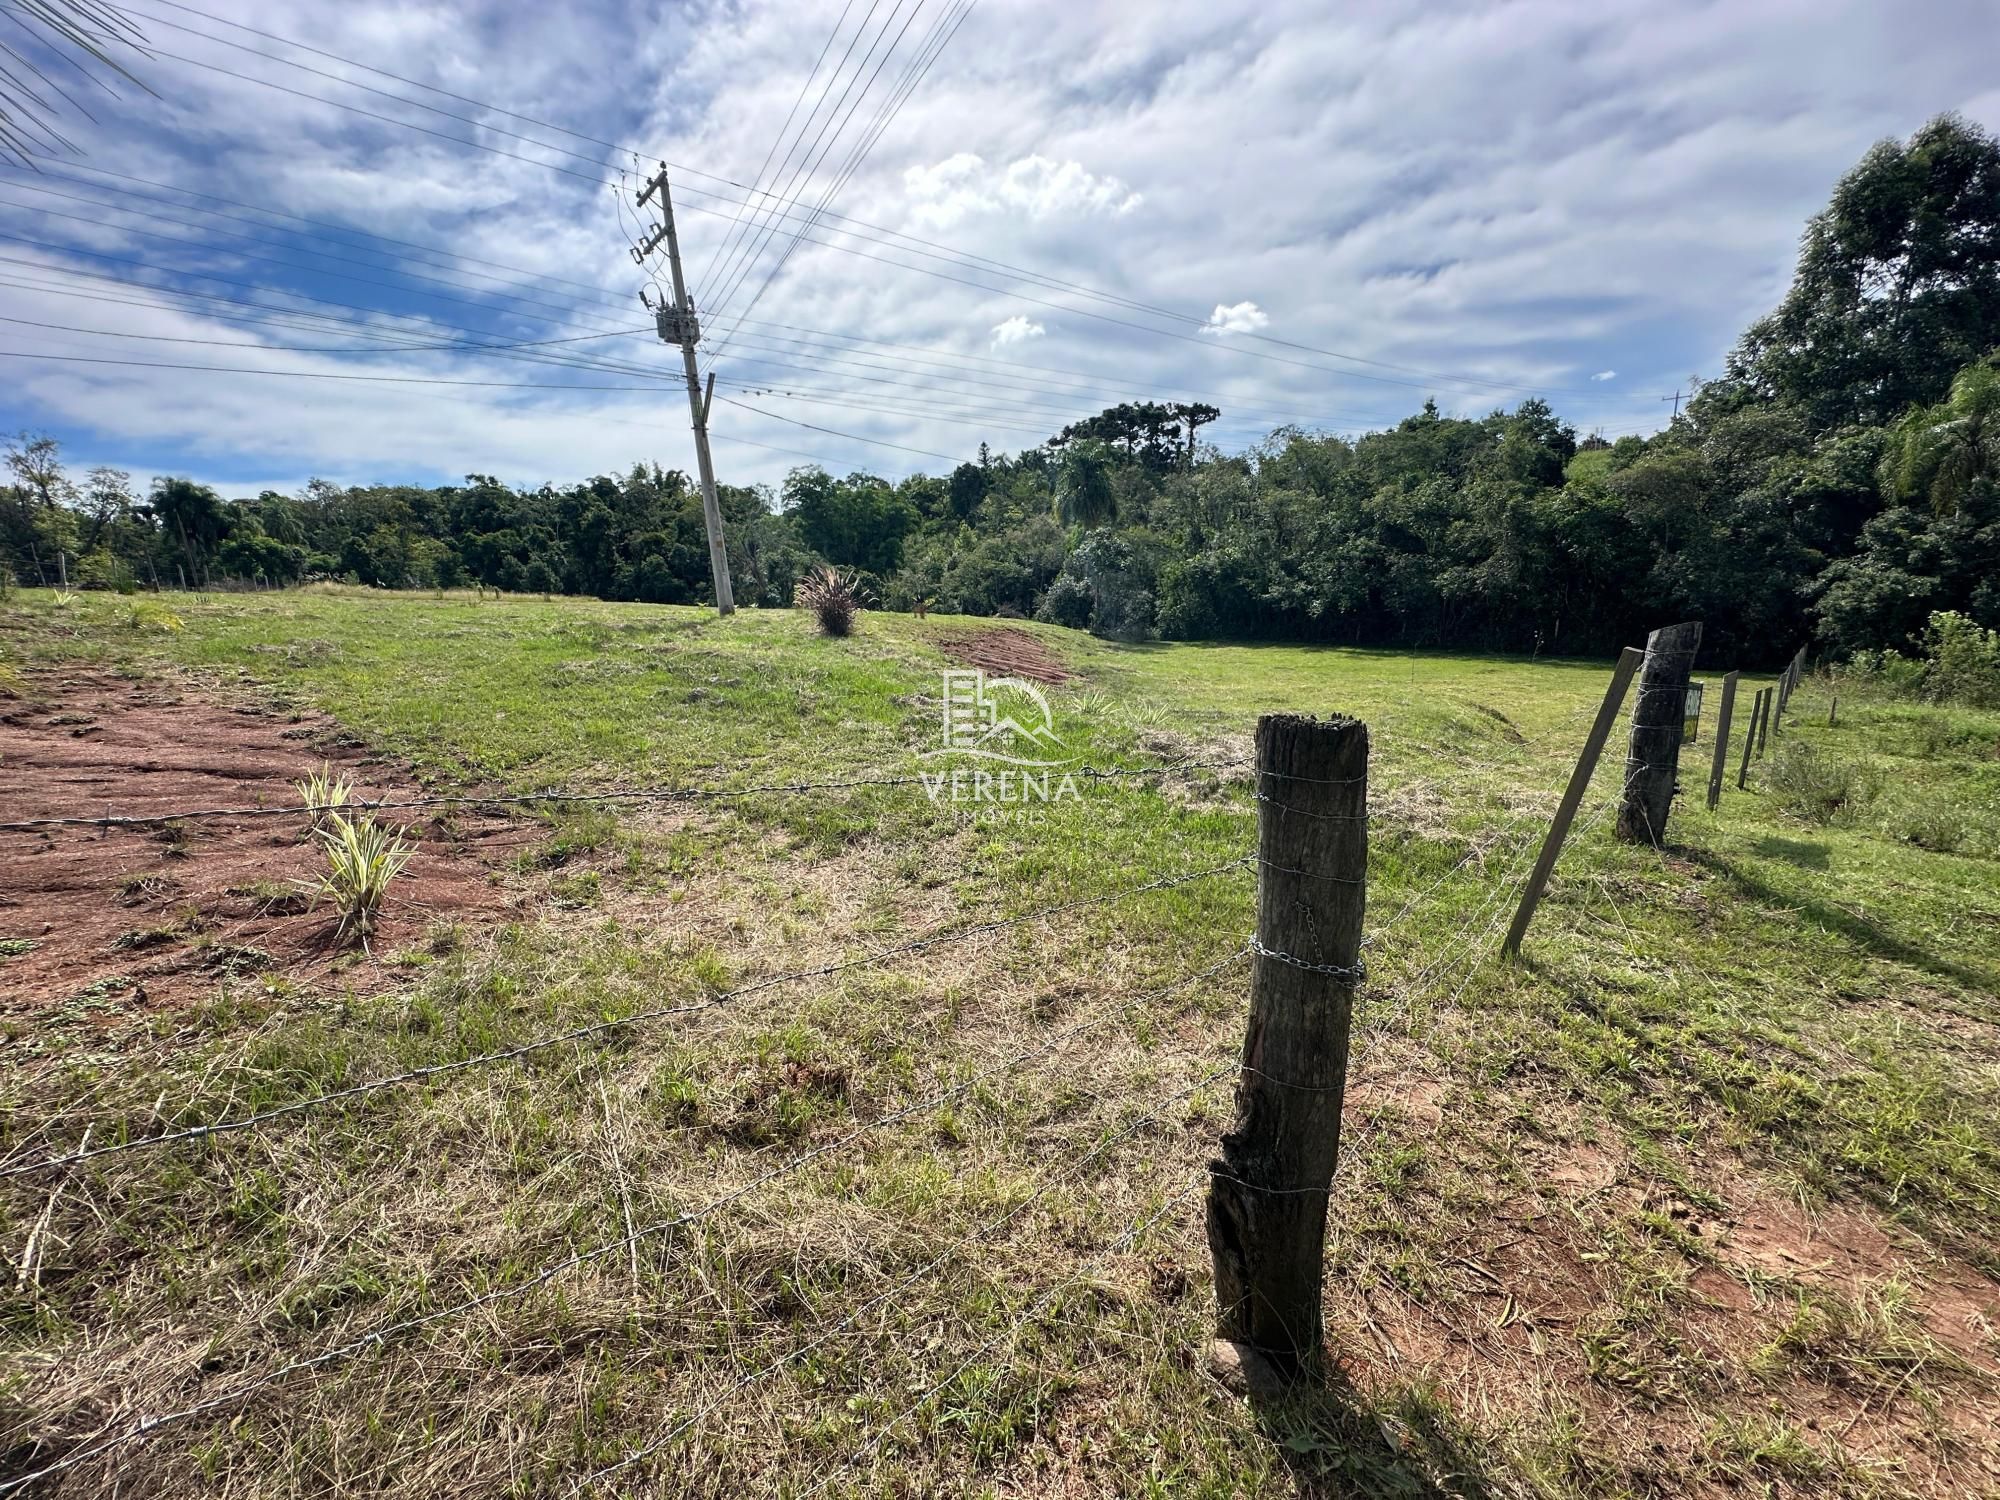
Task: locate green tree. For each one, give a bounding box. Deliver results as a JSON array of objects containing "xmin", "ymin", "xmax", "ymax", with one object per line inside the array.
[
  {"xmin": 1881, "ymin": 358, "xmax": 2000, "ymax": 516},
  {"xmin": 1729, "ymin": 114, "xmax": 2000, "ymax": 430},
  {"xmin": 1054, "ymin": 440, "xmax": 1117, "ymax": 528}
]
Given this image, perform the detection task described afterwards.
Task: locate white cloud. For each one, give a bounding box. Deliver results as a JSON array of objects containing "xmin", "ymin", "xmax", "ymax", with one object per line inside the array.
[
  {"xmin": 903, "ymin": 153, "xmax": 1143, "ymax": 230},
  {"xmin": 1592, "ymin": 370, "xmax": 1618, "ymax": 381},
  {"xmin": 1200, "ymin": 301, "xmax": 1271, "ymax": 337},
  {"xmin": 5, "ymin": 0, "xmax": 1999, "ymax": 488},
  {"xmin": 990, "ymin": 315, "xmax": 1046, "ymax": 346}
]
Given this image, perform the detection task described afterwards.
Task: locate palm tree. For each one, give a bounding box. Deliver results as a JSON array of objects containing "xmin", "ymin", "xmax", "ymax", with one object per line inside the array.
[
  {"xmin": 2, "ymin": 1, "xmax": 151, "ymax": 166},
  {"xmin": 1054, "ymin": 440, "xmax": 1117, "ymax": 529},
  {"xmin": 1882, "ymin": 359, "xmax": 2000, "ymax": 516}
]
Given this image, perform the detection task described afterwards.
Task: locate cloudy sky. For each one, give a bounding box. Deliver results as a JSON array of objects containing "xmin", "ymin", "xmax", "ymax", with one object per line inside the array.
[{"xmin": 3, "ymin": 0, "xmax": 1997, "ymax": 498}]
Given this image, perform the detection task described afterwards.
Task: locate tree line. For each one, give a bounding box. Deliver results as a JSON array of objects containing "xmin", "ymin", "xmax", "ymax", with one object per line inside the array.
[{"xmin": 6, "ymin": 114, "xmax": 1997, "ymax": 667}]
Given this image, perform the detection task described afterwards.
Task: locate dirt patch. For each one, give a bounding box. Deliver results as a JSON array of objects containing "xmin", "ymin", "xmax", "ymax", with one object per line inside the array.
[
  {"xmin": 936, "ymin": 627, "xmax": 1076, "ymax": 685},
  {"xmin": 0, "ymin": 672, "xmax": 524, "ymax": 1014},
  {"xmin": 1716, "ymin": 1186, "xmax": 2000, "ymax": 1376}
]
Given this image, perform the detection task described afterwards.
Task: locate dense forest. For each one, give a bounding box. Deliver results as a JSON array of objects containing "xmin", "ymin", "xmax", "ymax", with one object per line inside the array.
[{"xmin": 5, "ymin": 115, "xmax": 1998, "ymax": 668}]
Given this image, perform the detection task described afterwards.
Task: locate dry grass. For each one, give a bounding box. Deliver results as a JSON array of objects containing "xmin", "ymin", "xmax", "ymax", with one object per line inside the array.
[{"xmin": 1, "ymin": 592, "xmax": 1996, "ymax": 1498}]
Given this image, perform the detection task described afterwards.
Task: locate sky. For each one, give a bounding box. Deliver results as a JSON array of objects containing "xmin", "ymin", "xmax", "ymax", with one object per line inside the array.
[{"xmin": 3, "ymin": 0, "xmax": 1998, "ymax": 499}]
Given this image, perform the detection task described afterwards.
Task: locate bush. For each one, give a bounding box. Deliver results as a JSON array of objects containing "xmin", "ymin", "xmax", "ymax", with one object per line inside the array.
[
  {"xmin": 795, "ymin": 564, "xmax": 866, "ymax": 636},
  {"xmin": 1885, "ymin": 799, "xmax": 1964, "ymax": 854},
  {"xmin": 1921, "ymin": 611, "xmax": 2000, "ymax": 707},
  {"xmin": 1035, "ymin": 575, "xmax": 1093, "ymax": 630},
  {"xmin": 1764, "ymin": 742, "xmax": 1879, "ymax": 824}
]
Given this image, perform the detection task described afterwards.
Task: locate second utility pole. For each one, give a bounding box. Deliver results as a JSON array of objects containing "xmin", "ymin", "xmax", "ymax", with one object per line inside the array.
[{"xmin": 635, "ymin": 164, "xmax": 735, "ymax": 616}]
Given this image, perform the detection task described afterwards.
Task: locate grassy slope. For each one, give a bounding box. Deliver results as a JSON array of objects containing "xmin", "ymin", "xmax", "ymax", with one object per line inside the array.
[{"xmin": 1, "ymin": 586, "xmax": 1996, "ymax": 1499}]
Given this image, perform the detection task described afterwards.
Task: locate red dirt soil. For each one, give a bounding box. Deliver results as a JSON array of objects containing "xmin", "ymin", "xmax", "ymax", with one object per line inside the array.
[
  {"xmin": 937, "ymin": 627, "xmax": 1076, "ymax": 685},
  {"xmin": 0, "ymin": 672, "xmax": 524, "ymax": 1014}
]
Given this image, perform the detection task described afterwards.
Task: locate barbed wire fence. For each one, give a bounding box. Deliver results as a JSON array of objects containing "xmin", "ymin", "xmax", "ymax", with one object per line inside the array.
[{"xmin": 0, "ymin": 648, "xmax": 1719, "ymax": 1495}]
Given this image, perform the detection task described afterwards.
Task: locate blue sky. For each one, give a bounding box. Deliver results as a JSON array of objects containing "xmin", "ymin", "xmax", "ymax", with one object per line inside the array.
[{"xmin": 4, "ymin": 0, "xmax": 1998, "ymax": 499}]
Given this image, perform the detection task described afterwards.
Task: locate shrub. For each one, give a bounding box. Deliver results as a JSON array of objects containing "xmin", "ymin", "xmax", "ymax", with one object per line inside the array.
[
  {"xmin": 1764, "ymin": 742, "xmax": 1879, "ymax": 824},
  {"xmin": 795, "ymin": 564, "xmax": 866, "ymax": 636},
  {"xmin": 1920, "ymin": 611, "xmax": 2000, "ymax": 707},
  {"xmin": 1885, "ymin": 799, "xmax": 1963, "ymax": 854},
  {"xmin": 312, "ymin": 813, "xmax": 414, "ymax": 947},
  {"xmin": 76, "ymin": 549, "xmax": 135, "ymax": 593},
  {"xmin": 124, "ymin": 602, "xmax": 183, "ymax": 633},
  {"xmin": 1035, "ymin": 575, "xmax": 1093, "ymax": 630}
]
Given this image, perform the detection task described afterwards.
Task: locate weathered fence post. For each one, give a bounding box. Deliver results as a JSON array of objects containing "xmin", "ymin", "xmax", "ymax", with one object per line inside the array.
[
  {"xmin": 1616, "ymin": 622, "xmax": 1703, "ymax": 845},
  {"xmin": 1502, "ymin": 647, "xmax": 1643, "ymax": 959},
  {"xmin": 1738, "ymin": 689, "xmax": 1762, "ymax": 789},
  {"xmin": 1706, "ymin": 670, "xmax": 1739, "ymax": 811},
  {"xmin": 57, "ymin": 551, "xmax": 67, "ymax": 590},
  {"xmin": 1755, "ymin": 684, "xmax": 1772, "ymax": 756},
  {"xmin": 1207, "ymin": 713, "xmax": 1367, "ymax": 1378},
  {"xmin": 1829, "ymin": 695, "xmax": 1838, "ymax": 727}
]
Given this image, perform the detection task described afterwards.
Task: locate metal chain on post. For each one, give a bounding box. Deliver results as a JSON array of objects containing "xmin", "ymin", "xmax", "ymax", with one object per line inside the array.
[{"xmin": 1206, "ymin": 713, "xmax": 1367, "ymax": 1381}]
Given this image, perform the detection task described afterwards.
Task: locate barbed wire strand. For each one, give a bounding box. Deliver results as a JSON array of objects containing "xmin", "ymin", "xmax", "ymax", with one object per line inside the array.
[
  {"xmin": 0, "ymin": 756, "xmax": 1249, "ymax": 834},
  {"xmin": 794, "ymin": 1169, "xmax": 1209, "ymax": 1499},
  {"xmin": 1, "ymin": 858, "xmax": 1248, "ymax": 1179},
  {"xmin": 576, "ymin": 1054, "xmax": 1235, "ymax": 1491},
  {"xmin": 0, "ymin": 960, "xmax": 1247, "ymax": 1495}
]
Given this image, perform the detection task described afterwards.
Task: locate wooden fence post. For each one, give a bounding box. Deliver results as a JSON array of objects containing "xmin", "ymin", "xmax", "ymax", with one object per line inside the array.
[
  {"xmin": 1706, "ymin": 670, "xmax": 1739, "ymax": 811},
  {"xmin": 1829, "ymin": 695, "xmax": 1838, "ymax": 727},
  {"xmin": 1738, "ymin": 689, "xmax": 1762, "ymax": 789},
  {"xmin": 1755, "ymin": 685, "xmax": 1772, "ymax": 756},
  {"xmin": 1502, "ymin": 647, "xmax": 1643, "ymax": 960},
  {"xmin": 1207, "ymin": 713, "xmax": 1367, "ymax": 1377},
  {"xmin": 1616, "ymin": 621, "xmax": 1703, "ymax": 846}
]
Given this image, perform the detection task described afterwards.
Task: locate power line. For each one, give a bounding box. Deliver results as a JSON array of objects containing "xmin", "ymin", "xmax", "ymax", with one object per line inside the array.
[
  {"xmin": 701, "ymin": 0, "xmax": 919, "ymax": 331},
  {"xmin": 689, "ymin": 0, "xmax": 860, "ymax": 299},
  {"xmin": 692, "ymin": 0, "xmax": 883, "ymax": 315},
  {"xmin": 711, "ymin": 393, "xmax": 964, "ymax": 461},
  {"xmin": 0, "ymin": 346, "xmax": 678, "ymax": 390},
  {"xmin": 125, "ymin": 0, "xmax": 1632, "ymax": 406},
  {"xmin": 98, "ymin": 1, "xmax": 1645, "ymax": 406},
  {"xmin": 0, "ymin": 256, "xmax": 1091, "ymax": 439},
  {"xmin": 707, "ymin": 0, "xmax": 974, "ymax": 363},
  {"xmin": 2, "ymin": 161, "xmax": 1411, "ymax": 429}
]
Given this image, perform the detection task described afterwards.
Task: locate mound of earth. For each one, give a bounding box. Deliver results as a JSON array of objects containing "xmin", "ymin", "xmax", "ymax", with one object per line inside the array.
[
  {"xmin": 937, "ymin": 626, "xmax": 1075, "ymax": 685},
  {"xmin": 0, "ymin": 673, "xmax": 522, "ymax": 1015}
]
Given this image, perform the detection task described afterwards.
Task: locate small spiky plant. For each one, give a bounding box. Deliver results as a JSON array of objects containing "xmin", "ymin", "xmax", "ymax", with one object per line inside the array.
[
  {"xmin": 293, "ymin": 762, "xmax": 355, "ymax": 830},
  {"xmin": 795, "ymin": 564, "xmax": 866, "ymax": 637},
  {"xmin": 51, "ymin": 589, "xmax": 79, "ymax": 608},
  {"xmin": 312, "ymin": 813, "xmax": 414, "ymax": 948}
]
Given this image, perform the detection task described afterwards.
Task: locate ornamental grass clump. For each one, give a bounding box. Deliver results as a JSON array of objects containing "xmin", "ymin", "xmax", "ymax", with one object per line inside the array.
[
  {"xmin": 796, "ymin": 564, "xmax": 866, "ymax": 637},
  {"xmin": 312, "ymin": 812, "xmax": 414, "ymax": 948}
]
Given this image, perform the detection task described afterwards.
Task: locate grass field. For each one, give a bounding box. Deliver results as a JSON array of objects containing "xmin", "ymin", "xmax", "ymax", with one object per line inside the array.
[{"xmin": 2, "ymin": 585, "xmax": 1997, "ymax": 1498}]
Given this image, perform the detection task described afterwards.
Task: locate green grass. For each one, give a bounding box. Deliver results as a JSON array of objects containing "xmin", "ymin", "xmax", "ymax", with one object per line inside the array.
[{"xmin": 1, "ymin": 584, "xmax": 1996, "ymax": 1498}]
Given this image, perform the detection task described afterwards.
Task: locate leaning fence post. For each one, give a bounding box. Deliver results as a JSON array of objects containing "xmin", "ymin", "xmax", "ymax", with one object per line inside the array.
[
  {"xmin": 1504, "ymin": 648, "xmax": 1640, "ymax": 956},
  {"xmin": 1738, "ymin": 689, "xmax": 1762, "ymax": 789},
  {"xmin": 1502, "ymin": 647, "xmax": 1643, "ymax": 959},
  {"xmin": 1616, "ymin": 621, "xmax": 1703, "ymax": 846},
  {"xmin": 1706, "ymin": 670, "xmax": 1739, "ymax": 811},
  {"xmin": 1207, "ymin": 713, "xmax": 1367, "ymax": 1377},
  {"xmin": 1755, "ymin": 684, "xmax": 1772, "ymax": 756}
]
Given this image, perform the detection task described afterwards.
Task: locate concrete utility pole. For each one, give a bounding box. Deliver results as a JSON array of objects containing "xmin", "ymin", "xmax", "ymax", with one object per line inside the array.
[{"xmin": 633, "ymin": 164, "xmax": 735, "ymax": 616}]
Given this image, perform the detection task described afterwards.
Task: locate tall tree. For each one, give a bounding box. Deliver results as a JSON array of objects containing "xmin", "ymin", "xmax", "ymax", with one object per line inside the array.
[{"xmin": 1729, "ymin": 114, "xmax": 2000, "ymax": 430}]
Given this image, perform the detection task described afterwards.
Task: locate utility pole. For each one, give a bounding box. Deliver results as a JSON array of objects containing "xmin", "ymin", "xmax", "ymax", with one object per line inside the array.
[
  {"xmin": 633, "ymin": 163, "xmax": 735, "ymax": 616},
  {"xmin": 1661, "ymin": 375, "xmax": 1698, "ymax": 424}
]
